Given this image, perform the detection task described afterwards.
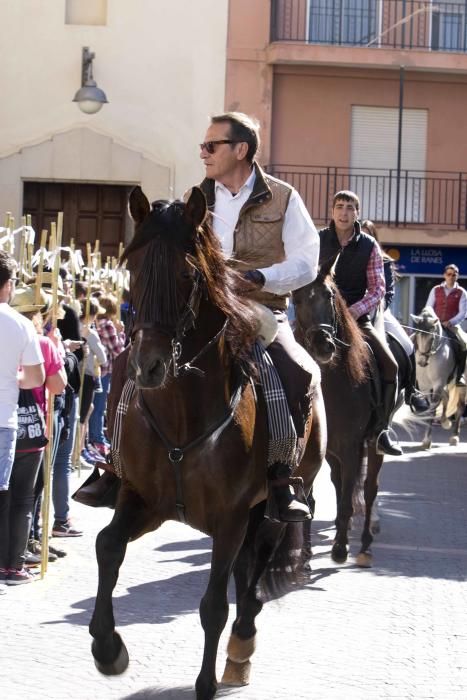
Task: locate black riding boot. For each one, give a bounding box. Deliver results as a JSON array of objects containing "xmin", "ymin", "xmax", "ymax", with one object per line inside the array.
[
  {"xmin": 72, "ymin": 468, "xmax": 120, "ymax": 508},
  {"xmin": 405, "ymin": 352, "xmax": 430, "ymax": 413},
  {"xmin": 375, "ymin": 381, "xmax": 403, "ymax": 457},
  {"xmin": 265, "ymin": 462, "xmax": 311, "ymax": 523}
]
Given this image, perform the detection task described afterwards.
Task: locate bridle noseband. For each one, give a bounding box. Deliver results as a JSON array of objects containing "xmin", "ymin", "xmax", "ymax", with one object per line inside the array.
[{"xmin": 131, "ymin": 268, "xmax": 228, "ymax": 378}]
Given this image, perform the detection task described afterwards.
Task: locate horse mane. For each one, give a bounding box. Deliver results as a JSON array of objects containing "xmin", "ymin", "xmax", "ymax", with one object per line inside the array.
[
  {"xmin": 121, "ymin": 199, "xmax": 260, "ymax": 364},
  {"xmin": 330, "ymin": 277, "xmax": 371, "ymax": 384}
]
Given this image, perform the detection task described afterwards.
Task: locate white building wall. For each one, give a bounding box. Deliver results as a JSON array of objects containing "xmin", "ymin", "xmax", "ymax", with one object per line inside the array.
[{"xmin": 0, "ymin": 0, "xmax": 228, "ymax": 221}]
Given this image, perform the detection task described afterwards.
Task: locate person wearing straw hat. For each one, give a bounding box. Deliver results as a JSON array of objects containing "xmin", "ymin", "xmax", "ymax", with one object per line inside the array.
[{"xmin": 0, "ymin": 271, "xmax": 49, "ymax": 587}]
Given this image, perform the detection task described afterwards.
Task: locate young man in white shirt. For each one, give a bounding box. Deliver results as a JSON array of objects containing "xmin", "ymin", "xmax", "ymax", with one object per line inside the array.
[
  {"xmin": 0, "ymin": 251, "xmax": 44, "ymax": 493},
  {"xmin": 198, "ymin": 111, "xmax": 320, "ymax": 522}
]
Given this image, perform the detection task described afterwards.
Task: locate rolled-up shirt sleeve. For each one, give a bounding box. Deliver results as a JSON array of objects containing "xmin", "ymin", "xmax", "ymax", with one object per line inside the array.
[
  {"xmin": 348, "ymin": 244, "xmax": 385, "ymax": 320},
  {"xmin": 258, "ymin": 189, "xmax": 319, "ymax": 295}
]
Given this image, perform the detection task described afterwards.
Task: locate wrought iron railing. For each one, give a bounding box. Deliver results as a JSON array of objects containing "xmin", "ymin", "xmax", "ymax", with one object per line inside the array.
[
  {"xmin": 268, "ymin": 165, "xmax": 467, "ymax": 228},
  {"xmin": 271, "ymin": 0, "xmax": 467, "ymax": 52}
]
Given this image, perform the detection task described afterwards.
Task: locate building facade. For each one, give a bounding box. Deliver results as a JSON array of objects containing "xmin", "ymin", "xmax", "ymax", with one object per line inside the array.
[
  {"xmin": 225, "ymin": 0, "xmax": 467, "ymax": 317},
  {"xmin": 0, "ymin": 0, "xmax": 228, "ymax": 257}
]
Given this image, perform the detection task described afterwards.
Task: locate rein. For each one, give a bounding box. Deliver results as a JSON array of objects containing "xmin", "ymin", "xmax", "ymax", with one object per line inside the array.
[{"xmin": 137, "ymin": 377, "xmax": 244, "ymax": 524}]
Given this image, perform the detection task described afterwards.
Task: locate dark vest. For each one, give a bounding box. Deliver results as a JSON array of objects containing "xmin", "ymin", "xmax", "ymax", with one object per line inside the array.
[{"xmin": 319, "ymin": 223, "xmax": 375, "ymax": 307}]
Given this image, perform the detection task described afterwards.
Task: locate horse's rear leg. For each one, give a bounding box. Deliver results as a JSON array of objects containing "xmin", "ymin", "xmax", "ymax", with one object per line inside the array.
[
  {"xmin": 89, "ymin": 488, "xmax": 150, "ymax": 675},
  {"xmin": 222, "ymin": 518, "xmax": 285, "ymax": 687},
  {"xmin": 356, "ymin": 444, "xmax": 384, "ymax": 568},
  {"xmin": 195, "ymin": 518, "xmax": 248, "ymax": 700}
]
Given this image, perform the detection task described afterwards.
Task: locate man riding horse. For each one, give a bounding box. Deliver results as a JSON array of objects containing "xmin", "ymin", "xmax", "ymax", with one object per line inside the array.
[
  {"xmin": 197, "ymin": 111, "xmax": 320, "ymax": 521},
  {"xmin": 319, "ymin": 190, "xmax": 403, "ymax": 456},
  {"xmin": 76, "ymin": 111, "xmax": 320, "ymax": 523},
  {"xmin": 426, "ymin": 264, "xmax": 467, "ymax": 387}
]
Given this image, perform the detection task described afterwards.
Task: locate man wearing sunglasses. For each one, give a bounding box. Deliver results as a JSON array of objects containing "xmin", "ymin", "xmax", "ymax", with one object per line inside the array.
[
  {"xmin": 198, "ymin": 111, "xmax": 320, "ymax": 522},
  {"xmin": 426, "ymin": 264, "xmax": 467, "ymax": 386}
]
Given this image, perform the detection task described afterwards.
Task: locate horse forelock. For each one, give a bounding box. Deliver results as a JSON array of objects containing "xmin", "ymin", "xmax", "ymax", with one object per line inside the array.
[{"xmin": 123, "ymin": 198, "xmax": 258, "ymax": 362}]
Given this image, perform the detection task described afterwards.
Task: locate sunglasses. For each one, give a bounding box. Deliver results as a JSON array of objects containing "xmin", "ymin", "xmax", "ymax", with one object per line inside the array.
[{"xmin": 199, "ymin": 139, "xmax": 240, "ymax": 154}]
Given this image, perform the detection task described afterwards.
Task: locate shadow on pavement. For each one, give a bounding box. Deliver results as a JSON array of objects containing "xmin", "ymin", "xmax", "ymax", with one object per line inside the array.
[{"xmin": 121, "ymin": 686, "xmax": 239, "ymax": 699}]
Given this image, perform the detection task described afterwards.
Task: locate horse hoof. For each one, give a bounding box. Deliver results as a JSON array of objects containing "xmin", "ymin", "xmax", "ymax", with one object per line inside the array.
[
  {"xmin": 449, "ymin": 436, "xmax": 459, "ymax": 446},
  {"xmin": 421, "ymin": 441, "xmax": 431, "ymax": 450},
  {"xmin": 226, "ymin": 632, "xmax": 256, "ymax": 664},
  {"xmin": 92, "ymin": 634, "xmax": 129, "ymax": 676},
  {"xmin": 331, "ymin": 544, "xmax": 348, "ymax": 563},
  {"xmin": 356, "ymin": 552, "xmax": 373, "ymax": 568},
  {"xmin": 221, "ymin": 658, "xmax": 251, "ymax": 686},
  {"xmin": 441, "ymin": 419, "xmax": 451, "ymax": 430}
]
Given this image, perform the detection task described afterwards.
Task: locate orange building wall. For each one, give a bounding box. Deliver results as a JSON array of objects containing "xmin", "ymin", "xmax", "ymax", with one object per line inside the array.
[{"xmin": 271, "ymin": 66, "xmax": 467, "ymax": 174}]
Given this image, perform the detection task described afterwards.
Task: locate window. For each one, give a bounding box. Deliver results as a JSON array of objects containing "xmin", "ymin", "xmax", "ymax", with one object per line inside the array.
[
  {"xmin": 350, "ymin": 106, "xmax": 428, "ymax": 223},
  {"xmin": 432, "ymin": 0, "xmax": 466, "ymax": 52},
  {"xmin": 307, "ymin": 0, "xmax": 378, "ymax": 45},
  {"xmin": 65, "ymin": 0, "xmax": 107, "ymax": 26}
]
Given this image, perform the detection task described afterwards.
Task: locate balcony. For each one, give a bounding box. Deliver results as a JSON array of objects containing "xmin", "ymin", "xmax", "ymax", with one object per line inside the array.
[
  {"xmin": 268, "ymin": 165, "xmax": 467, "ymax": 228},
  {"xmin": 271, "ymin": 0, "xmax": 467, "ymax": 52}
]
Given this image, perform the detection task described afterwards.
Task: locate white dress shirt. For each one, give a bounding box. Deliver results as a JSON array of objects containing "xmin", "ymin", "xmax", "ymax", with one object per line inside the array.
[
  {"xmin": 212, "ymin": 169, "xmax": 319, "ymax": 296},
  {"xmin": 426, "ymin": 282, "xmax": 467, "ymax": 326}
]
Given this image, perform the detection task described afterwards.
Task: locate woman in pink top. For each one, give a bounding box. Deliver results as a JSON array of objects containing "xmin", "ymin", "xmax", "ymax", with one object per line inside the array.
[{"xmin": 0, "ymin": 290, "xmax": 66, "ymax": 586}]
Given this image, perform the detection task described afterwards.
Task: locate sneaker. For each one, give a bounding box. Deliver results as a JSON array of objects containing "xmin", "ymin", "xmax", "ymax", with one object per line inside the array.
[
  {"xmin": 24, "ymin": 550, "xmax": 42, "ymax": 567},
  {"xmin": 81, "ymin": 448, "xmax": 97, "ymax": 465},
  {"xmin": 91, "ymin": 441, "xmax": 109, "ymax": 458},
  {"xmin": 48, "ymin": 543, "xmax": 67, "ymax": 558},
  {"xmin": 87, "ymin": 444, "xmax": 104, "ymax": 461},
  {"xmin": 0, "ymin": 567, "xmax": 8, "ymax": 582},
  {"xmin": 27, "ymin": 540, "xmax": 57, "ymax": 563},
  {"xmin": 52, "ymin": 520, "xmax": 83, "ymax": 538},
  {"xmin": 7, "ymin": 567, "xmax": 36, "ymax": 585}
]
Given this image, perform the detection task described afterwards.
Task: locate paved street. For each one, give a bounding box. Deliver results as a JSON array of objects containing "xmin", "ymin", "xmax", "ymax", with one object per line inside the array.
[{"xmin": 1, "ymin": 424, "xmax": 466, "ymax": 700}]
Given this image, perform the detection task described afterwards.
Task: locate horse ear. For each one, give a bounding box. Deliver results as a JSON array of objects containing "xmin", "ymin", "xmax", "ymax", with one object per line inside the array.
[
  {"xmin": 318, "ymin": 252, "xmax": 340, "ymax": 281},
  {"xmin": 128, "ymin": 186, "xmax": 150, "ymax": 225},
  {"xmin": 410, "ymin": 314, "xmax": 421, "ymax": 325},
  {"xmin": 184, "ymin": 187, "xmax": 208, "ymax": 229}
]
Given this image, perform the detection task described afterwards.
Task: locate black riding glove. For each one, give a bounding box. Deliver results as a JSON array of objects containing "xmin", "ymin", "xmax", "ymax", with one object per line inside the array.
[{"xmin": 243, "ymin": 269, "xmax": 266, "ymax": 288}]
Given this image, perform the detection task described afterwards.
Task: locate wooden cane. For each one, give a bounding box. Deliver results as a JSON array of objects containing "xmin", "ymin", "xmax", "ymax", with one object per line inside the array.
[{"xmin": 40, "ymin": 220, "xmax": 62, "ymax": 578}]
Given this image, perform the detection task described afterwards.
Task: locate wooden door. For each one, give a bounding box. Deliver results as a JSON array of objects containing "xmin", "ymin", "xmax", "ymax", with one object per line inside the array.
[{"xmin": 23, "ymin": 181, "xmax": 131, "ymax": 259}]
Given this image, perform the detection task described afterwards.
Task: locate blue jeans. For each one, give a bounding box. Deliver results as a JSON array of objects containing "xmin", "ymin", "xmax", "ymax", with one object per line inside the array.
[
  {"xmin": 52, "ymin": 395, "xmax": 78, "ymax": 524},
  {"xmin": 88, "ymin": 373, "xmax": 111, "ymax": 444},
  {"xmin": 0, "ymin": 428, "xmax": 17, "ymax": 491}
]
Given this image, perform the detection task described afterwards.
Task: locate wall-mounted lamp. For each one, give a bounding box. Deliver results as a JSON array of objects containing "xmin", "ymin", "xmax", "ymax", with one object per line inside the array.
[{"xmin": 72, "ymin": 46, "xmax": 108, "ymax": 114}]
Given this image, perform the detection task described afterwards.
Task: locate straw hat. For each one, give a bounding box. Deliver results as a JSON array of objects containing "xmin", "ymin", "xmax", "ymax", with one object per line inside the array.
[
  {"xmin": 40, "ymin": 271, "xmax": 66, "ymax": 299},
  {"xmin": 11, "ymin": 285, "xmax": 52, "ymax": 314}
]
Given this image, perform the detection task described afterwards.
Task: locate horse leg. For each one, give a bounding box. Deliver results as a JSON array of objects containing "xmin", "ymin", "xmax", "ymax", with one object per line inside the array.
[
  {"xmin": 195, "ymin": 518, "xmax": 248, "ymax": 700},
  {"xmin": 329, "ymin": 449, "xmax": 362, "ymax": 564},
  {"xmin": 89, "ymin": 488, "xmax": 150, "ymax": 675},
  {"xmin": 449, "ymin": 387, "xmax": 466, "ymax": 445},
  {"xmin": 222, "ymin": 518, "xmax": 285, "ymax": 687},
  {"xmin": 356, "ymin": 443, "xmax": 384, "ymax": 568}
]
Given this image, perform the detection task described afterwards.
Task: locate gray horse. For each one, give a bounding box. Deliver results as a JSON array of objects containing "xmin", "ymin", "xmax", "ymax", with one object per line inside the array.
[{"xmin": 411, "ymin": 307, "xmax": 466, "ymax": 448}]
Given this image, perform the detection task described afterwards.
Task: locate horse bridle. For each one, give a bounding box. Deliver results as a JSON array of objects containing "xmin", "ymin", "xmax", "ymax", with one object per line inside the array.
[
  {"xmin": 416, "ymin": 320, "xmax": 443, "ymax": 362},
  {"xmin": 298, "ymin": 288, "xmax": 349, "ymax": 349},
  {"xmin": 131, "ymin": 268, "xmax": 228, "ymax": 378}
]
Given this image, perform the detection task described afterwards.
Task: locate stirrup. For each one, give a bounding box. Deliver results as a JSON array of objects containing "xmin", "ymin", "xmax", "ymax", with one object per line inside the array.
[{"xmin": 265, "ymin": 475, "xmax": 311, "ymax": 523}]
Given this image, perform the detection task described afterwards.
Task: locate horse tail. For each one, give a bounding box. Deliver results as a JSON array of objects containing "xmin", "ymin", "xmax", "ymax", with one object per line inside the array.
[{"xmin": 260, "ymin": 521, "xmax": 310, "ymax": 601}]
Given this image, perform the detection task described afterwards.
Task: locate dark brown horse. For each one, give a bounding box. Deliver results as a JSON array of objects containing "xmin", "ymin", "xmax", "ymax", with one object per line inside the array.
[
  {"xmin": 293, "ymin": 254, "xmax": 385, "ymax": 567},
  {"xmin": 88, "ymin": 186, "xmax": 326, "ymax": 700}
]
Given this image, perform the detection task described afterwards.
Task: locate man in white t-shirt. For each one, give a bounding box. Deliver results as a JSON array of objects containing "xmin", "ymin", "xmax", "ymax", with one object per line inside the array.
[{"xmin": 0, "ymin": 251, "xmax": 44, "ymax": 491}]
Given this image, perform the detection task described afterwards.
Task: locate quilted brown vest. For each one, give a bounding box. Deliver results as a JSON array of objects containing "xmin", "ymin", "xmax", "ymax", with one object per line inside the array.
[{"xmin": 199, "ymin": 164, "xmax": 292, "ymax": 310}]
